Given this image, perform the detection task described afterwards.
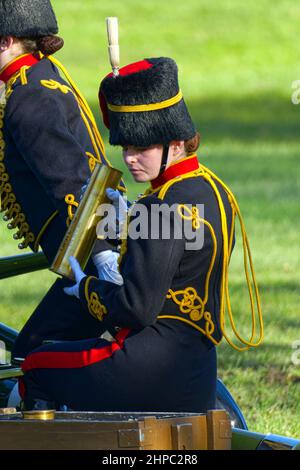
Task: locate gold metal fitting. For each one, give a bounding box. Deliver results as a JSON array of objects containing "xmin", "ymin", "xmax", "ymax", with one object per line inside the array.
[{"xmin": 22, "ymin": 409, "xmax": 56, "ymax": 421}]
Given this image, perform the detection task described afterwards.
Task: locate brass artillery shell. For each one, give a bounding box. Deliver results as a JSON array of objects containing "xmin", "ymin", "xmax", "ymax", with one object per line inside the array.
[{"xmin": 50, "ymin": 164, "xmax": 122, "ymax": 280}]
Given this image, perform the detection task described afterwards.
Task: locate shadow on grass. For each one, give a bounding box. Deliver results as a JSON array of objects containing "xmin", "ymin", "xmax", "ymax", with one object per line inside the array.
[
  {"xmin": 231, "ymin": 281, "xmax": 300, "ymax": 292},
  {"xmin": 1, "ymin": 289, "xmax": 48, "ymax": 306},
  {"xmin": 188, "ymin": 94, "xmax": 300, "ymax": 143},
  {"xmin": 218, "ymin": 341, "xmax": 294, "ymax": 372}
]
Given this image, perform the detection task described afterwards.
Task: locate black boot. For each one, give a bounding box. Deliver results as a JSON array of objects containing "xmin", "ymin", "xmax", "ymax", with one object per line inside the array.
[{"xmin": 21, "ymin": 398, "xmax": 56, "ymax": 411}]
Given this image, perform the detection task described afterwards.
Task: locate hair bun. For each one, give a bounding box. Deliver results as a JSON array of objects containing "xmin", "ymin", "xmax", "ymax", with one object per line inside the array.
[
  {"xmin": 184, "ymin": 132, "xmax": 201, "ymax": 155},
  {"xmin": 37, "ymin": 35, "xmax": 64, "ymax": 55}
]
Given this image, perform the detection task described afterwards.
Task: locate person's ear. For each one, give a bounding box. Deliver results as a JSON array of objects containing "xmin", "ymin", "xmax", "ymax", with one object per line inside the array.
[
  {"xmin": 0, "ymin": 36, "xmax": 14, "ymax": 52},
  {"xmin": 170, "ymin": 140, "xmax": 184, "ymax": 157}
]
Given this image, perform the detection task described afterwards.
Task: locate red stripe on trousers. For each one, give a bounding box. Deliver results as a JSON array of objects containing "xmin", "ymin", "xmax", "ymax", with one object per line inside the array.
[{"xmin": 22, "ymin": 328, "xmax": 131, "ymax": 373}]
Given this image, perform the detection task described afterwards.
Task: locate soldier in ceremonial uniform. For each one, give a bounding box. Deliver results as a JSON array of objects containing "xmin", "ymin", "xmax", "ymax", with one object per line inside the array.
[
  {"xmin": 0, "ymin": 0, "xmax": 115, "ymax": 359},
  {"xmin": 20, "ymin": 57, "xmax": 263, "ymax": 412}
]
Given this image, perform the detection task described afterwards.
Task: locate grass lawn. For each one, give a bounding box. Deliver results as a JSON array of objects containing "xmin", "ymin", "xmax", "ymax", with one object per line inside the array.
[{"xmin": 1, "ymin": 0, "xmax": 299, "ymax": 437}]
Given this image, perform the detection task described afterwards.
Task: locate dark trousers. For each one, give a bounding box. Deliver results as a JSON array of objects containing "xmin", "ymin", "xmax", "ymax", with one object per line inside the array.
[{"xmin": 20, "ymin": 326, "xmax": 217, "ymax": 413}]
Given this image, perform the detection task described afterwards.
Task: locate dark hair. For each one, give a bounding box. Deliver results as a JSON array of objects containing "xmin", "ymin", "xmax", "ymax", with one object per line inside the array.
[
  {"xmin": 18, "ymin": 35, "xmax": 64, "ymax": 55},
  {"xmin": 184, "ymin": 131, "xmax": 200, "ymax": 155}
]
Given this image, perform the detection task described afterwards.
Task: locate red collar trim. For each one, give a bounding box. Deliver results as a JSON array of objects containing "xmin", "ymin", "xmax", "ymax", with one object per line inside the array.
[
  {"xmin": 151, "ymin": 154, "xmax": 200, "ymax": 189},
  {"xmin": 0, "ymin": 53, "xmax": 40, "ymax": 83}
]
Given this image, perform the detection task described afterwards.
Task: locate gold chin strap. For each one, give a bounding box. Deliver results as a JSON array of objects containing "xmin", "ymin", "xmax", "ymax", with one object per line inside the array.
[{"xmin": 200, "ymin": 163, "xmax": 264, "ymax": 352}]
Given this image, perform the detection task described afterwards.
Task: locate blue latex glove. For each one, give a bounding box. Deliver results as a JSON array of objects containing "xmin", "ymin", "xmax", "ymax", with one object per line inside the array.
[
  {"xmin": 106, "ymin": 188, "xmax": 128, "ymax": 229},
  {"xmin": 79, "ymin": 177, "xmax": 90, "ymax": 201},
  {"xmin": 63, "ymin": 256, "xmax": 86, "ymax": 299},
  {"xmin": 97, "ymin": 188, "xmax": 129, "ymax": 240}
]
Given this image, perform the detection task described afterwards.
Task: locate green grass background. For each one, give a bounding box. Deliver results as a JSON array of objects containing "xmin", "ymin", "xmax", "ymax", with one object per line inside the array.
[{"xmin": 1, "ymin": 0, "xmax": 300, "ymax": 436}]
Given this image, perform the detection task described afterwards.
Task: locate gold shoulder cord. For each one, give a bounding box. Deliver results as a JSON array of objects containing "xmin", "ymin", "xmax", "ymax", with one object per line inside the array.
[
  {"xmin": 47, "ymin": 56, "xmax": 106, "ymax": 158},
  {"xmin": 44, "ymin": 56, "xmax": 126, "ymax": 224},
  {"xmin": 156, "ymin": 166, "xmax": 263, "ymax": 352},
  {"xmin": 199, "ymin": 164, "xmax": 264, "ymax": 351},
  {"xmin": 46, "ymin": 56, "xmax": 125, "ymax": 193}
]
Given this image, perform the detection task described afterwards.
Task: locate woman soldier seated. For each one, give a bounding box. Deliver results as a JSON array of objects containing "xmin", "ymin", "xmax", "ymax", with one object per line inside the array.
[{"xmin": 19, "ymin": 57, "xmax": 263, "ymax": 412}]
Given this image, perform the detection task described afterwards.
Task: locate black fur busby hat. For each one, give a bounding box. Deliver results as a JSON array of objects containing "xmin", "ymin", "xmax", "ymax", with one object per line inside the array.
[
  {"xmin": 99, "ymin": 57, "xmax": 196, "ymax": 147},
  {"xmin": 0, "ymin": 0, "xmax": 58, "ymax": 37}
]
